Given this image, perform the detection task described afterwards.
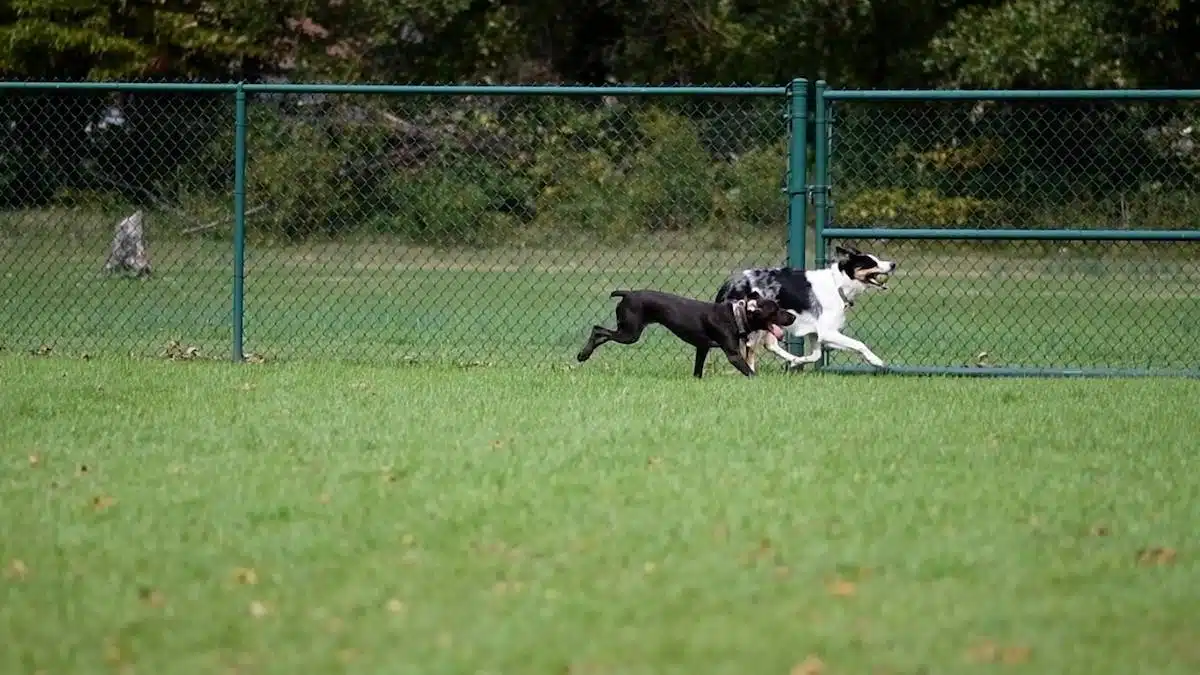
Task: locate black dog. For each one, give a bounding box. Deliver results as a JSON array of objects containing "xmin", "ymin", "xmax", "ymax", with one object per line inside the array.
[{"xmin": 576, "ymin": 289, "xmax": 796, "ymax": 378}]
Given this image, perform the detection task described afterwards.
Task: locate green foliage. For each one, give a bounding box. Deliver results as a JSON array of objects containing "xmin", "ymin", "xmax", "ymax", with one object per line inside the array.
[
  {"xmin": 624, "ymin": 109, "xmax": 716, "ymax": 231},
  {"xmin": 718, "ymin": 140, "xmax": 786, "ymax": 228},
  {"xmin": 925, "ymin": 0, "xmax": 1129, "ymax": 88},
  {"xmin": 242, "ymin": 112, "xmax": 340, "ymax": 241},
  {"xmin": 6, "ymin": 0, "xmax": 1200, "ymax": 245},
  {"xmin": 530, "ymin": 149, "xmax": 632, "ymax": 239},
  {"xmin": 840, "ymin": 188, "xmax": 1000, "ymax": 228},
  {"xmin": 376, "ymin": 167, "xmax": 500, "ymax": 246}
]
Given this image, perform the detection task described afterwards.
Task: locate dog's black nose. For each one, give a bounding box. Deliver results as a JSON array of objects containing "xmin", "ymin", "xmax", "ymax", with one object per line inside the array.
[{"xmin": 892, "ymin": 261, "xmax": 899, "ymax": 269}]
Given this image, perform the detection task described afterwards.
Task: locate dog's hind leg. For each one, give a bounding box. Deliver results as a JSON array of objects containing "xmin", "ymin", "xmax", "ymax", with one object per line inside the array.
[
  {"xmin": 758, "ymin": 330, "xmax": 810, "ymax": 369},
  {"xmin": 576, "ymin": 305, "xmax": 647, "ymax": 363},
  {"xmin": 577, "ymin": 325, "xmax": 614, "ymax": 362}
]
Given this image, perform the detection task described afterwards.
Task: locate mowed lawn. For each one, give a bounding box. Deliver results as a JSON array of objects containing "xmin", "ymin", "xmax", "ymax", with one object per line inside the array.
[{"xmin": 2, "ymin": 355, "xmax": 1199, "ymax": 674}]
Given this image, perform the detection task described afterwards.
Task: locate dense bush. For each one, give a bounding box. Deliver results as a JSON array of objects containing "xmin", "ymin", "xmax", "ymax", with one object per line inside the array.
[{"xmin": 6, "ymin": 93, "xmax": 1200, "ymax": 244}]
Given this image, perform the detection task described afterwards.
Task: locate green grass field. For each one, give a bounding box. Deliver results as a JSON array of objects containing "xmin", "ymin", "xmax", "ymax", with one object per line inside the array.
[{"xmin": 3, "ymin": 355, "xmax": 1199, "ymax": 674}]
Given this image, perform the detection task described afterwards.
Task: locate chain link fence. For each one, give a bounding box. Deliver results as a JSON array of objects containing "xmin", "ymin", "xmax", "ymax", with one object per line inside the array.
[
  {"xmin": 5, "ymin": 83, "xmax": 1197, "ymax": 375},
  {"xmin": 1, "ymin": 84, "xmax": 791, "ymax": 369},
  {"xmin": 0, "ymin": 87, "xmax": 234, "ymax": 361},
  {"xmin": 819, "ymin": 93, "xmax": 1200, "ymax": 375}
]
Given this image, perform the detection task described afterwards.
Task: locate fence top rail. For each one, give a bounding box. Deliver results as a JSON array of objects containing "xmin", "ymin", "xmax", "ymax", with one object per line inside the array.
[
  {"xmin": 823, "ymin": 88, "xmax": 1200, "ymax": 102},
  {"xmin": 0, "ymin": 81, "xmax": 788, "ymax": 96},
  {"xmin": 821, "ymin": 227, "xmax": 1200, "ymax": 242},
  {"xmin": 0, "ymin": 81, "xmax": 237, "ymax": 92}
]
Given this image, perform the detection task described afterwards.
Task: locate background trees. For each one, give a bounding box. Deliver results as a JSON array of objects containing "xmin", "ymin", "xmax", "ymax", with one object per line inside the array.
[{"xmin": 3, "ymin": 0, "xmax": 1198, "ymax": 242}]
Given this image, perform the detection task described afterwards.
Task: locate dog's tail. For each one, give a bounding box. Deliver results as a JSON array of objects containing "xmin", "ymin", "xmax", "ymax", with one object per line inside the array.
[{"xmin": 609, "ymin": 290, "xmax": 631, "ymax": 299}]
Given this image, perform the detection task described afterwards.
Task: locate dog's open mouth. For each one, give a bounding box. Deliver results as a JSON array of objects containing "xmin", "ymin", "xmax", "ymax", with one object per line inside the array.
[
  {"xmin": 768, "ymin": 324, "xmax": 784, "ymax": 340},
  {"xmin": 866, "ymin": 272, "xmax": 890, "ymax": 289}
]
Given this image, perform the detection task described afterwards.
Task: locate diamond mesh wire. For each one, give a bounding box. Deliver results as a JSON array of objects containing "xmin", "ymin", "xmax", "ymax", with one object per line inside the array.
[
  {"xmin": 822, "ymin": 99, "xmax": 1200, "ymax": 373},
  {"xmin": 0, "ymin": 89, "xmax": 232, "ymax": 360},
  {"xmin": 241, "ymin": 91, "xmax": 789, "ymax": 367},
  {"xmin": 0, "ymin": 87, "xmax": 789, "ymax": 368}
]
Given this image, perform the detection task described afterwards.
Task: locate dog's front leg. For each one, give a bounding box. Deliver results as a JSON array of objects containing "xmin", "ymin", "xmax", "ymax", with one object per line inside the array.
[
  {"xmin": 693, "ymin": 346, "xmax": 710, "ymax": 378},
  {"xmin": 819, "ymin": 329, "xmax": 886, "ymax": 368},
  {"xmin": 718, "ymin": 341, "xmax": 756, "ymax": 377}
]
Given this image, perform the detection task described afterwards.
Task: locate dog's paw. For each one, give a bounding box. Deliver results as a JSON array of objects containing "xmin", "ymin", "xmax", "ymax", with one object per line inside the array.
[{"xmin": 785, "ymin": 361, "xmax": 807, "ymax": 373}]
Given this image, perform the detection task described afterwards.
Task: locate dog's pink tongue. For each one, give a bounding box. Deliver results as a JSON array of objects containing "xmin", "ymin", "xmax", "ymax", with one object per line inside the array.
[{"xmin": 769, "ymin": 324, "xmax": 784, "ymax": 340}]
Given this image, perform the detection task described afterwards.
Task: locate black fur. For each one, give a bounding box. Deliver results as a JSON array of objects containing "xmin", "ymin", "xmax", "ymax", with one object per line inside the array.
[
  {"xmin": 576, "ymin": 289, "xmax": 796, "ymax": 378},
  {"xmin": 715, "ymin": 267, "xmax": 818, "ymax": 315}
]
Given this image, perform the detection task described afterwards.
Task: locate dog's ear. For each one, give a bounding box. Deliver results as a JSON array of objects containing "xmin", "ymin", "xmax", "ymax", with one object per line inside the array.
[
  {"xmin": 747, "ymin": 289, "xmax": 763, "ymax": 301},
  {"xmin": 835, "ymin": 244, "xmax": 861, "ymax": 257}
]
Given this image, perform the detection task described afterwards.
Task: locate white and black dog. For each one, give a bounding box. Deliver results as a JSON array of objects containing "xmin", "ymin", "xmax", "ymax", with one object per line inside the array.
[{"xmin": 714, "ymin": 244, "xmax": 897, "ymax": 372}]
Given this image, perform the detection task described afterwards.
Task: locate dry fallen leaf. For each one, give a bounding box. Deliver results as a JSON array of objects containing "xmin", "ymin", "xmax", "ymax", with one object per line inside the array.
[
  {"xmin": 248, "ymin": 600, "xmax": 270, "ymax": 618},
  {"xmin": 966, "ymin": 640, "xmax": 1031, "ymax": 664},
  {"xmin": 386, "ymin": 598, "xmax": 405, "ymax": 614},
  {"xmin": 5, "ymin": 559, "xmax": 28, "ymax": 580},
  {"xmin": 1002, "ymin": 646, "xmax": 1032, "ymax": 664},
  {"xmin": 233, "ymin": 567, "xmax": 259, "ymax": 585},
  {"xmin": 646, "ymin": 456, "xmax": 663, "ymax": 469},
  {"xmin": 791, "ymin": 655, "xmax": 825, "ymax": 675},
  {"xmin": 966, "ymin": 640, "xmax": 999, "ymax": 663},
  {"xmin": 27, "ymin": 454, "xmax": 40, "ymax": 468},
  {"xmin": 826, "ymin": 578, "xmax": 857, "ymax": 597},
  {"xmin": 91, "ymin": 495, "xmax": 116, "ymax": 512},
  {"xmin": 743, "ymin": 538, "xmax": 774, "ymax": 564},
  {"xmin": 1137, "ymin": 547, "xmax": 1177, "ymax": 566}
]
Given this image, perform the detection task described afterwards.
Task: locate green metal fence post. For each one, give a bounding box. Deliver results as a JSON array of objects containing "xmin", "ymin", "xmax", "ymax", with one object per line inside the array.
[
  {"xmin": 785, "ymin": 78, "xmax": 809, "ymax": 357},
  {"xmin": 232, "ymin": 83, "xmax": 247, "ymax": 362},
  {"xmin": 812, "ymin": 80, "xmax": 830, "ymax": 369}
]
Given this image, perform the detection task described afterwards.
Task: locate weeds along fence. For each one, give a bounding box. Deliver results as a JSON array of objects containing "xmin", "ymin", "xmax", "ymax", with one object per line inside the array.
[{"xmin": 1, "ymin": 80, "xmax": 1198, "ymax": 376}]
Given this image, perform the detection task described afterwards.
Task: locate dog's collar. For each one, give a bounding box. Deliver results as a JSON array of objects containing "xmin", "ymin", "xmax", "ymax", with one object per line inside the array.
[
  {"xmin": 730, "ymin": 299, "xmax": 749, "ymax": 335},
  {"xmin": 839, "ymin": 287, "xmax": 855, "ymax": 308}
]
